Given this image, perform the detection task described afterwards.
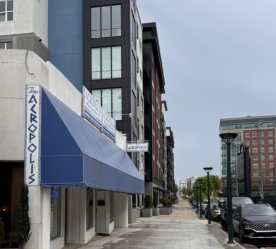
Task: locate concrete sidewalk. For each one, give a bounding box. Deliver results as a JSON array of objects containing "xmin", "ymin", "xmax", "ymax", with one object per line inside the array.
[{"xmin": 73, "ymin": 200, "xmax": 224, "ymax": 249}]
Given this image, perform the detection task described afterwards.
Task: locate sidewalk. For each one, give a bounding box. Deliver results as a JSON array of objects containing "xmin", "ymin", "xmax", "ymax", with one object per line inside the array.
[{"xmin": 75, "ymin": 200, "xmax": 225, "ymax": 249}]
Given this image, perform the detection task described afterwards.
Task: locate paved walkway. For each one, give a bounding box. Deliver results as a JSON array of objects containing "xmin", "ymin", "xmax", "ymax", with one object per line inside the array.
[{"xmin": 79, "ymin": 200, "xmax": 224, "ymax": 249}]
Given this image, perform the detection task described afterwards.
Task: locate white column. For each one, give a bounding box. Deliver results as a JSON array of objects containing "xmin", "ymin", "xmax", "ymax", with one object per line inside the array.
[
  {"xmin": 25, "ymin": 187, "xmax": 51, "ymax": 249},
  {"xmin": 114, "ymin": 193, "xmax": 128, "ymax": 228}
]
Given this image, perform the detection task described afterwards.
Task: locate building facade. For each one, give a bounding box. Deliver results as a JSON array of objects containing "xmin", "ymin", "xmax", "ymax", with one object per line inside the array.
[
  {"xmin": 0, "ymin": 0, "xmax": 145, "ymax": 248},
  {"xmin": 143, "ymin": 23, "xmax": 167, "ymax": 203},
  {"xmin": 82, "ymin": 0, "xmax": 145, "ymax": 222},
  {"xmin": 237, "ymin": 143, "xmax": 252, "ymax": 197},
  {"xmin": 166, "ymin": 127, "xmax": 175, "ymax": 198},
  {"xmin": 220, "ymin": 116, "xmax": 276, "ymax": 199}
]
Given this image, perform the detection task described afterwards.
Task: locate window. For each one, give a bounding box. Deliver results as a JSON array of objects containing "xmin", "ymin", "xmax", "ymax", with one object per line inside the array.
[
  {"xmin": 252, "ymin": 131, "xmax": 257, "ymax": 138},
  {"xmin": 92, "ymin": 88, "xmax": 122, "ymax": 120},
  {"xmin": 131, "ymin": 53, "xmax": 136, "ymax": 87},
  {"xmin": 131, "ymin": 12, "xmax": 136, "ymax": 48},
  {"xmin": 252, "ymin": 147, "xmax": 258, "ymax": 154},
  {"xmin": 0, "ymin": 0, "xmax": 13, "ymax": 22},
  {"xmin": 269, "ymin": 154, "xmax": 274, "ymax": 161},
  {"xmin": 91, "ymin": 5, "xmax": 121, "ymax": 38},
  {"xmin": 269, "ymin": 147, "xmax": 274, "ymax": 153},
  {"xmin": 269, "ymin": 139, "xmax": 274, "ymax": 145},
  {"xmin": 0, "ymin": 41, "xmax": 12, "ymax": 49},
  {"xmin": 244, "ymin": 132, "xmax": 250, "ymax": 138},
  {"xmin": 268, "ymin": 130, "xmax": 274, "ymax": 137},
  {"xmin": 51, "ymin": 188, "xmax": 62, "ymax": 240},
  {"xmin": 112, "ymin": 5, "xmax": 121, "ymax": 36},
  {"xmin": 91, "ymin": 46, "xmax": 121, "ymax": 80},
  {"xmin": 86, "ymin": 188, "xmax": 94, "ymax": 230}
]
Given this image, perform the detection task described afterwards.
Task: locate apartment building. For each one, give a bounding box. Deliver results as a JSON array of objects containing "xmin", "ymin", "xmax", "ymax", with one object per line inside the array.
[
  {"xmin": 220, "ymin": 115, "xmax": 276, "ymax": 199},
  {"xmin": 166, "ymin": 127, "xmax": 175, "ymax": 198},
  {"xmin": 143, "ymin": 23, "xmax": 167, "ymax": 204}
]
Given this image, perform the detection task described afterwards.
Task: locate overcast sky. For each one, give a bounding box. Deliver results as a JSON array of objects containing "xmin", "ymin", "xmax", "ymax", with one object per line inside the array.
[{"xmin": 137, "ymin": 0, "xmax": 276, "ymax": 183}]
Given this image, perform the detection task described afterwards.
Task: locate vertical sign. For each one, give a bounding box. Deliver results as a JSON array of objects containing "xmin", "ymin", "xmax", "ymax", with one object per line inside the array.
[{"xmin": 25, "ymin": 85, "xmax": 41, "ymax": 186}]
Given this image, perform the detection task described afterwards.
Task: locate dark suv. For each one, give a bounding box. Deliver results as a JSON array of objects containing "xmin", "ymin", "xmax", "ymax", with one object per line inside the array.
[
  {"xmin": 220, "ymin": 197, "xmax": 254, "ymax": 229},
  {"xmin": 233, "ymin": 204, "xmax": 276, "ymax": 241}
]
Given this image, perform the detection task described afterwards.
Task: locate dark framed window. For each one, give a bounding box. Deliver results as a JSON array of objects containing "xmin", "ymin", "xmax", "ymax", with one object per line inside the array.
[
  {"xmin": 0, "ymin": 0, "xmax": 13, "ymax": 22},
  {"xmin": 50, "ymin": 188, "xmax": 62, "ymax": 240},
  {"xmin": 91, "ymin": 46, "xmax": 122, "ymax": 80},
  {"xmin": 91, "ymin": 5, "xmax": 121, "ymax": 38},
  {"xmin": 86, "ymin": 188, "xmax": 94, "ymax": 230},
  {"xmin": 0, "ymin": 41, "xmax": 12, "ymax": 49},
  {"xmin": 92, "ymin": 88, "xmax": 122, "ymax": 121}
]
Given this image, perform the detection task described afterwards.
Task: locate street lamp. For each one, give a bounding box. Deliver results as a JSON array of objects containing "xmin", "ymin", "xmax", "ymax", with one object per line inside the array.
[
  {"xmin": 220, "ymin": 132, "xmax": 238, "ymax": 244},
  {"xmin": 204, "ymin": 167, "xmax": 213, "ymax": 225}
]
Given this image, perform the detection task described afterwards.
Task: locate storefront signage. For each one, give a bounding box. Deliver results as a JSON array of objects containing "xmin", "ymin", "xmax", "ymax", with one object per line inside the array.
[
  {"xmin": 126, "ymin": 142, "xmax": 149, "ymax": 152},
  {"xmin": 82, "ymin": 87, "xmax": 116, "ymax": 140},
  {"xmin": 25, "ymin": 85, "xmax": 41, "ymax": 186}
]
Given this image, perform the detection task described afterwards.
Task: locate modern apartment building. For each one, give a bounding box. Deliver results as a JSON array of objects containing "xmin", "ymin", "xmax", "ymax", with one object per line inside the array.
[
  {"xmin": 0, "ymin": 0, "xmax": 144, "ymax": 248},
  {"xmin": 220, "ymin": 115, "xmax": 276, "ymax": 199},
  {"xmin": 83, "ymin": 0, "xmax": 145, "ymax": 173},
  {"xmin": 166, "ymin": 127, "xmax": 175, "ymax": 198},
  {"xmin": 143, "ymin": 23, "xmax": 167, "ymax": 203},
  {"xmin": 82, "ymin": 0, "xmax": 145, "ymax": 222}
]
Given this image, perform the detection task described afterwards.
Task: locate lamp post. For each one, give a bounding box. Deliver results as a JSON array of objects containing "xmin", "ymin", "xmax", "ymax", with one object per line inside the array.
[
  {"xmin": 220, "ymin": 132, "xmax": 238, "ymax": 244},
  {"xmin": 204, "ymin": 167, "xmax": 213, "ymax": 224}
]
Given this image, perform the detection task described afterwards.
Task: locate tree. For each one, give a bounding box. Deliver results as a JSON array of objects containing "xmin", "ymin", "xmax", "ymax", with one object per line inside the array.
[{"xmin": 192, "ymin": 176, "xmax": 221, "ymax": 201}]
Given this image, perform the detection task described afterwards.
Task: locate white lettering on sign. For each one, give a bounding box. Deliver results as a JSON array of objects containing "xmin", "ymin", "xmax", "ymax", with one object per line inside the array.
[
  {"xmin": 82, "ymin": 87, "xmax": 116, "ymax": 140},
  {"xmin": 126, "ymin": 142, "xmax": 149, "ymax": 152},
  {"xmin": 25, "ymin": 85, "xmax": 41, "ymax": 186}
]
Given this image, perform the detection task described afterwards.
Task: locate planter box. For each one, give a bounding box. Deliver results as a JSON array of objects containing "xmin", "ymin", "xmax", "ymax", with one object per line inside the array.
[
  {"xmin": 129, "ymin": 208, "xmax": 139, "ymax": 224},
  {"xmin": 141, "ymin": 208, "xmax": 152, "ymax": 217},
  {"xmin": 152, "ymin": 207, "xmax": 160, "ymax": 216},
  {"xmin": 160, "ymin": 207, "xmax": 173, "ymax": 215}
]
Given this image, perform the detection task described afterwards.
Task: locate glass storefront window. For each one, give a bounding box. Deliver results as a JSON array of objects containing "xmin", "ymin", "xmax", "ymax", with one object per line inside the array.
[
  {"xmin": 50, "ymin": 188, "xmax": 62, "ymax": 240},
  {"xmin": 86, "ymin": 189, "xmax": 94, "ymax": 230}
]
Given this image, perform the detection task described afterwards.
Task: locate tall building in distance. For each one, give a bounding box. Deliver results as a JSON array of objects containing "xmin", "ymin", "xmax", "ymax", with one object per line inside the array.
[
  {"xmin": 166, "ymin": 127, "xmax": 175, "ymax": 198},
  {"xmin": 220, "ymin": 115, "xmax": 276, "ymax": 199},
  {"xmin": 143, "ymin": 23, "xmax": 167, "ymax": 203}
]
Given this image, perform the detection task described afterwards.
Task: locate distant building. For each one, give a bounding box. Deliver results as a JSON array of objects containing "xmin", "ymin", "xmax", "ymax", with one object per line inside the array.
[
  {"xmin": 166, "ymin": 127, "xmax": 175, "ymax": 198},
  {"xmin": 143, "ymin": 23, "xmax": 167, "ymax": 203},
  {"xmin": 220, "ymin": 115, "xmax": 276, "ymax": 199},
  {"xmin": 237, "ymin": 144, "xmax": 251, "ymax": 197}
]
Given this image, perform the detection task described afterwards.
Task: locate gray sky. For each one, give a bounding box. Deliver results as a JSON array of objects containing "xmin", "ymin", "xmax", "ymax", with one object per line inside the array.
[{"xmin": 137, "ymin": 0, "xmax": 276, "ymax": 183}]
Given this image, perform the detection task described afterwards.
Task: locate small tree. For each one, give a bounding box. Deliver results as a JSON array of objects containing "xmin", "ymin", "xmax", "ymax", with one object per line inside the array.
[{"xmin": 11, "ymin": 186, "xmax": 31, "ymax": 248}]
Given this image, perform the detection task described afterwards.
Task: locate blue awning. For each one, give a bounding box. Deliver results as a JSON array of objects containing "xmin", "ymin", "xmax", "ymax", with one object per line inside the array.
[{"xmin": 40, "ymin": 89, "xmax": 144, "ymax": 194}]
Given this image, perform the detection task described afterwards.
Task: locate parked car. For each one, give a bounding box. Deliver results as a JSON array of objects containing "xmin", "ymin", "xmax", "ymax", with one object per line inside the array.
[
  {"xmin": 220, "ymin": 197, "xmax": 254, "ymax": 229},
  {"xmin": 210, "ymin": 201, "xmax": 221, "ymax": 220},
  {"xmin": 233, "ymin": 204, "xmax": 276, "ymax": 242},
  {"xmin": 201, "ymin": 202, "xmax": 208, "ymax": 214}
]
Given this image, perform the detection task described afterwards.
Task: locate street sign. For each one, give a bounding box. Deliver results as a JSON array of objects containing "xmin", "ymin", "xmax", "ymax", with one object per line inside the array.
[
  {"xmin": 126, "ymin": 142, "xmax": 149, "ymax": 152},
  {"xmin": 25, "ymin": 85, "xmax": 41, "ymax": 186}
]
